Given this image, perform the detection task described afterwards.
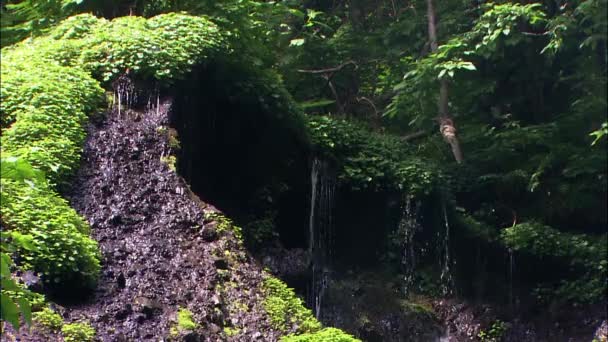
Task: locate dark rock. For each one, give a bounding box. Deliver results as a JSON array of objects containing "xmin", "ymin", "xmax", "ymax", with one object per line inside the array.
[
  {"xmin": 201, "ymin": 226, "xmax": 219, "ymax": 242},
  {"xmin": 213, "ymin": 258, "xmax": 229, "ymax": 270},
  {"xmin": 117, "ymin": 273, "xmax": 126, "ymax": 289},
  {"xmin": 183, "ymin": 331, "xmax": 202, "ymax": 342},
  {"xmin": 135, "ymin": 297, "xmax": 163, "ymax": 319},
  {"xmin": 115, "ymin": 304, "xmax": 132, "ymax": 320},
  {"xmin": 135, "ymin": 315, "xmax": 146, "ymax": 324}
]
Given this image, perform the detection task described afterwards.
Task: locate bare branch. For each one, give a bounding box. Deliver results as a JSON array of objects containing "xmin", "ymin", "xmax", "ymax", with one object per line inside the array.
[{"xmin": 297, "ymin": 60, "xmax": 358, "ymax": 74}]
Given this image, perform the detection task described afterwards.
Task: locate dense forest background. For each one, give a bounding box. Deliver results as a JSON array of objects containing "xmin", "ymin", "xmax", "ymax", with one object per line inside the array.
[{"xmin": 1, "ymin": 0, "xmax": 606, "ymax": 341}]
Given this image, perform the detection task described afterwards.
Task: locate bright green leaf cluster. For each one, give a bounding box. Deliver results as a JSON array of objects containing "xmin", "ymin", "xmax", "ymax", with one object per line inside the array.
[
  {"xmin": 33, "ymin": 307, "xmax": 64, "ymax": 331},
  {"xmin": 262, "ymin": 276, "xmax": 321, "ymax": 334},
  {"xmin": 61, "ymin": 322, "xmax": 96, "ymax": 342},
  {"xmin": 281, "ymin": 327, "xmax": 361, "ymax": 342}
]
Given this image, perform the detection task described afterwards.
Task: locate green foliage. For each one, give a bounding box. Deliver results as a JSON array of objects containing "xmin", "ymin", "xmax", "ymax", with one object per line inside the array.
[
  {"xmin": 33, "ymin": 307, "xmax": 64, "ymax": 331},
  {"xmin": 61, "ymin": 322, "xmax": 96, "ymax": 342},
  {"xmin": 160, "ymin": 155, "xmax": 177, "ymax": 172},
  {"xmin": 1, "ymin": 12, "xmax": 230, "ymax": 296},
  {"xmin": 502, "ymin": 222, "xmax": 607, "ymax": 302},
  {"xmin": 590, "ymin": 122, "xmax": 608, "ymax": 146},
  {"xmin": 204, "ymin": 212, "xmax": 243, "ymax": 241},
  {"xmin": 0, "ymin": 0, "xmax": 85, "ymax": 47},
  {"xmin": 1, "ymin": 176, "xmax": 101, "ymax": 288},
  {"xmin": 262, "ymin": 276, "xmax": 321, "ymax": 334},
  {"xmin": 177, "ymin": 307, "xmax": 197, "ymax": 330},
  {"xmin": 478, "ymin": 320, "xmax": 507, "ymax": 342},
  {"xmin": 1, "ymin": 238, "xmax": 35, "ymax": 330},
  {"xmin": 387, "ymin": 2, "xmax": 547, "ymax": 124},
  {"xmin": 281, "ymin": 328, "xmax": 361, "ymax": 342},
  {"xmin": 307, "ymin": 115, "xmax": 442, "ymax": 194},
  {"xmin": 243, "ymin": 212, "xmax": 277, "ymax": 249},
  {"xmin": 223, "ymin": 326, "xmax": 240, "ymax": 337},
  {"xmin": 2, "ymin": 13, "xmax": 226, "ymax": 85}
]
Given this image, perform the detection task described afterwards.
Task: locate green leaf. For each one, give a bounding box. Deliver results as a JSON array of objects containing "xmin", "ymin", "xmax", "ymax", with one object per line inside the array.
[
  {"xmin": 18, "ymin": 297, "xmax": 32, "ymax": 327},
  {"xmin": 1, "ymin": 293, "xmax": 20, "ymax": 330},
  {"xmin": 289, "ymin": 38, "xmax": 305, "ymax": 47}
]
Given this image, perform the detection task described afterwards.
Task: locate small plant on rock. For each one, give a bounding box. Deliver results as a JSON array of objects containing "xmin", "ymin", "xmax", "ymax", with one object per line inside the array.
[
  {"xmin": 32, "ymin": 307, "xmax": 63, "ymax": 331},
  {"xmin": 61, "ymin": 322, "xmax": 95, "ymax": 342}
]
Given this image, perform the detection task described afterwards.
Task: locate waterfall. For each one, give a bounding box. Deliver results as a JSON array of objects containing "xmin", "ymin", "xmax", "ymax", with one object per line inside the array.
[
  {"xmin": 112, "ymin": 73, "xmax": 135, "ymax": 116},
  {"xmin": 308, "ymin": 158, "xmax": 335, "ymax": 319},
  {"xmin": 508, "ymin": 248, "xmax": 516, "ymax": 310},
  {"xmin": 397, "ymin": 195, "xmax": 422, "ymax": 295},
  {"xmin": 440, "ymin": 202, "xmax": 453, "ymax": 296}
]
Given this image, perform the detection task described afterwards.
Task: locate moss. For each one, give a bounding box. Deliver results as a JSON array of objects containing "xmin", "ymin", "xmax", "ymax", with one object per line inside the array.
[
  {"xmin": 204, "ymin": 211, "xmax": 243, "ymax": 241},
  {"xmin": 281, "ymin": 328, "xmax": 361, "ymax": 342},
  {"xmin": 262, "ymin": 276, "xmax": 321, "ymax": 334},
  {"xmin": 160, "ymin": 155, "xmax": 177, "ymax": 172},
  {"xmin": 61, "ymin": 322, "xmax": 95, "ymax": 342},
  {"xmin": 177, "ymin": 307, "xmax": 197, "ymax": 330},
  {"xmin": 32, "ymin": 307, "xmax": 63, "ymax": 331},
  {"xmin": 223, "ymin": 327, "xmax": 240, "ymax": 337}
]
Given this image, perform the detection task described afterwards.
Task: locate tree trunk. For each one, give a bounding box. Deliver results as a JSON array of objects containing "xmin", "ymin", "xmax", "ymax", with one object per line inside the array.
[{"xmin": 426, "ymin": 0, "xmax": 463, "ymax": 163}]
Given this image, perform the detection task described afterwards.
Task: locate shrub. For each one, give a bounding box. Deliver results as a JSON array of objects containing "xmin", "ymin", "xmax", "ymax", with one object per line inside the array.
[
  {"xmin": 32, "ymin": 307, "xmax": 63, "ymax": 331},
  {"xmin": 502, "ymin": 222, "xmax": 607, "ymax": 302},
  {"xmin": 306, "ymin": 116, "xmax": 442, "ymax": 195},
  {"xmin": 61, "ymin": 322, "xmax": 95, "ymax": 342}
]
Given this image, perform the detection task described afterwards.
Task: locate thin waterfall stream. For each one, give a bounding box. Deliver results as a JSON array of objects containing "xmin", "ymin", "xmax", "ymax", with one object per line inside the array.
[
  {"xmin": 308, "ymin": 158, "xmax": 335, "ymax": 319},
  {"xmin": 397, "ymin": 195, "xmax": 422, "ymax": 295},
  {"xmin": 440, "ymin": 202, "xmax": 453, "ymax": 296}
]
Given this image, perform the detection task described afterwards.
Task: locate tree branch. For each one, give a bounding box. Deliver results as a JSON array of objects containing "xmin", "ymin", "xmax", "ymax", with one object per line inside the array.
[{"xmin": 297, "ymin": 60, "xmax": 358, "ymax": 74}]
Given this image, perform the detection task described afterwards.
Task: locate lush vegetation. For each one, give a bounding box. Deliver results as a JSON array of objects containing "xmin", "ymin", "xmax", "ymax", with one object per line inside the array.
[
  {"xmin": 1, "ymin": 11, "xmax": 226, "ymax": 329},
  {"xmin": 262, "ymin": 276, "xmax": 322, "ymax": 334},
  {"xmin": 1, "ymin": 0, "xmax": 606, "ymax": 339}
]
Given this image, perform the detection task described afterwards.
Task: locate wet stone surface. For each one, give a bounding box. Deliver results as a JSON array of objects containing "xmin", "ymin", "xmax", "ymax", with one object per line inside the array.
[{"xmin": 12, "ymin": 98, "xmax": 289, "ymax": 341}]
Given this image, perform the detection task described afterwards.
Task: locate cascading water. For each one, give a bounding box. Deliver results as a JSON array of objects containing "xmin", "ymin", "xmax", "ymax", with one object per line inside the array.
[
  {"xmin": 112, "ymin": 72, "xmax": 161, "ymax": 118},
  {"xmin": 112, "ymin": 72, "xmax": 135, "ymax": 116},
  {"xmin": 308, "ymin": 158, "xmax": 335, "ymax": 319},
  {"xmin": 397, "ymin": 195, "xmax": 422, "ymax": 295},
  {"xmin": 440, "ymin": 202, "xmax": 454, "ymax": 296}
]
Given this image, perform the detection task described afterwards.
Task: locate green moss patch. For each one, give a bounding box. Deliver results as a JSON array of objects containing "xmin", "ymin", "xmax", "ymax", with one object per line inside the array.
[
  {"xmin": 262, "ymin": 276, "xmax": 321, "ymax": 334},
  {"xmin": 61, "ymin": 322, "xmax": 95, "ymax": 342},
  {"xmin": 1, "ymin": 13, "xmax": 227, "ymax": 291},
  {"xmin": 281, "ymin": 328, "xmax": 361, "ymax": 342}
]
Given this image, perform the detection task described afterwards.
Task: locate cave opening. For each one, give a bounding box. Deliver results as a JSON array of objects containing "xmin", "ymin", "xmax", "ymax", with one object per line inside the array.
[
  {"xmin": 169, "ymin": 62, "xmax": 409, "ymax": 271},
  {"xmin": 169, "ymin": 62, "xmax": 311, "ymax": 251}
]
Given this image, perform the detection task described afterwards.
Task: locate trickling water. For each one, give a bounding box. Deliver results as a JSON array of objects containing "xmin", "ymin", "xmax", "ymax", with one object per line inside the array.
[
  {"xmin": 112, "ymin": 73, "xmax": 136, "ymax": 116},
  {"xmin": 508, "ymin": 248, "xmax": 515, "ymax": 310},
  {"xmin": 308, "ymin": 158, "xmax": 335, "ymax": 319},
  {"xmin": 397, "ymin": 195, "xmax": 422, "ymax": 295},
  {"xmin": 440, "ymin": 203, "xmax": 453, "ymax": 296},
  {"xmin": 309, "ymin": 159, "xmax": 320, "ymax": 256}
]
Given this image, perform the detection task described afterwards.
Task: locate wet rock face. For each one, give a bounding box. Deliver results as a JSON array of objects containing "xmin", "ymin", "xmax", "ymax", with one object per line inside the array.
[
  {"xmin": 319, "ymin": 271, "xmax": 443, "ymax": 342},
  {"xmin": 433, "ymin": 298, "xmax": 606, "ymax": 342},
  {"xmin": 16, "ymin": 97, "xmax": 287, "ymax": 341}
]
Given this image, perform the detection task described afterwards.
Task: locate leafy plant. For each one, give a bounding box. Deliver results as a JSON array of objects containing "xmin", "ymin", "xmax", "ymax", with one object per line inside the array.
[
  {"xmin": 33, "ymin": 307, "xmax": 63, "ymax": 331},
  {"xmin": 281, "ymin": 327, "xmax": 360, "ymax": 342},
  {"xmin": 262, "ymin": 276, "xmax": 321, "ymax": 334},
  {"xmin": 478, "ymin": 320, "xmax": 508, "ymax": 342},
  {"xmin": 61, "ymin": 322, "xmax": 95, "ymax": 342}
]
